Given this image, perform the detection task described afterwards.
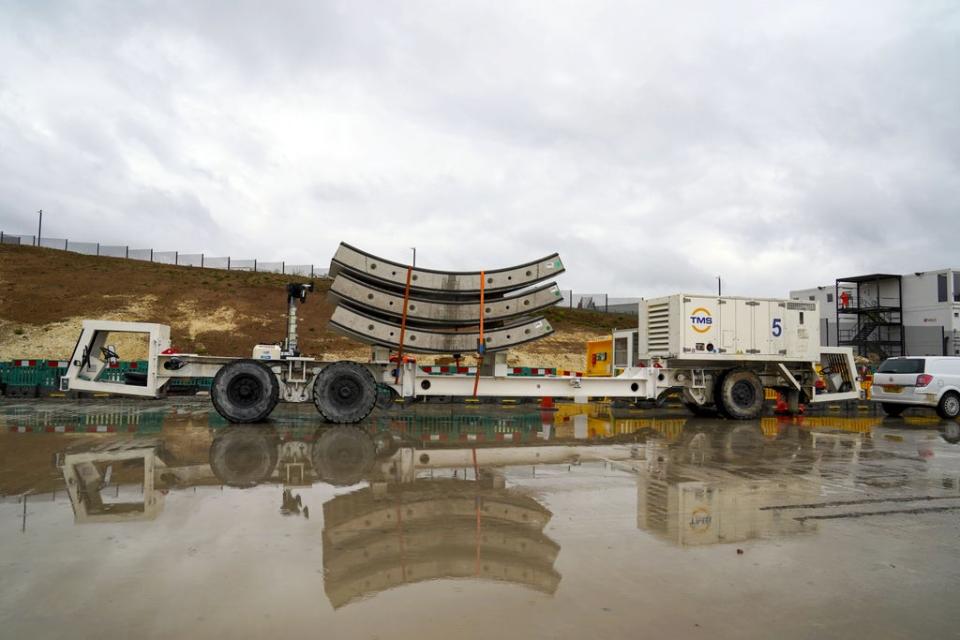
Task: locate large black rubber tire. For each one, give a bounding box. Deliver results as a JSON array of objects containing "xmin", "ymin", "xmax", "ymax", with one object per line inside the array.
[
  {"xmin": 936, "ymin": 392, "xmax": 960, "ymax": 419},
  {"xmin": 209, "ymin": 427, "xmax": 279, "ymax": 487},
  {"xmin": 713, "ymin": 371, "xmax": 730, "ymax": 418},
  {"xmin": 717, "ymin": 368, "xmax": 765, "ymax": 420},
  {"xmin": 311, "ymin": 426, "xmax": 376, "ymax": 486},
  {"xmin": 210, "ymin": 360, "xmax": 280, "ymax": 423},
  {"xmin": 882, "ymin": 403, "xmax": 906, "ymax": 417},
  {"xmin": 211, "ymin": 360, "xmax": 280, "ymax": 423},
  {"xmin": 313, "ymin": 361, "xmax": 378, "ymax": 423}
]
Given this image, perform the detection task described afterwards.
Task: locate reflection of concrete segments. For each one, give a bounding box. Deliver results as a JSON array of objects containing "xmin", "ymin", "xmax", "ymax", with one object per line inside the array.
[
  {"xmin": 330, "ymin": 306, "xmax": 553, "ymax": 353},
  {"xmin": 324, "ymin": 548, "xmax": 562, "ymax": 608},
  {"xmin": 323, "ymin": 480, "xmax": 553, "ymax": 542},
  {"xmin": 325, "ymin": 495, "xmax": 552, "ymax": 545},
  {"xmin": 322, "ymin": 481, "xmax": 561, "ymax": 607},
  {"xmin": 330, "ymin": 271, "xmax": 563, "ymax": 326},
  {"xmin": 329, "ymin": 242, "xmax": 565, "ymax": 297},
  {"xmin": 325, "ymin": 520, "xmax": 560, "ymax": 573}
]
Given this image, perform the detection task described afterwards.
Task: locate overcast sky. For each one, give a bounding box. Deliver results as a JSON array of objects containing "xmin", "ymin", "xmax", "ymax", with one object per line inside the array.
[{"xmin": 0, "ymin": 1, "xmax": 957, "ymax": 297}]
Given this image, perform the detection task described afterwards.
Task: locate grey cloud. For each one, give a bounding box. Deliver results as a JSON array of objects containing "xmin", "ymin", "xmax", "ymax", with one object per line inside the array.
[{"xmin": 1, "ymin": 0, "xmax": 958, "ymax": 297}]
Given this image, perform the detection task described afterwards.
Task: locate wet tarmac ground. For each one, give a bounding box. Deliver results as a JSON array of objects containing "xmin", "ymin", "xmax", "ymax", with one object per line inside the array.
[{"xmin": 1, "ymin": 398, "xmax": 959, "ymax": 639}]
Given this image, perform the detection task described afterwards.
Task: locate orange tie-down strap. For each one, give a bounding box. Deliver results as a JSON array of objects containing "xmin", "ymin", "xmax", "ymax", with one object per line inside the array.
[
  {"xmin": 472, "ymin": 270, "xmax": 485, "ymax": 397},
  {"xmin": 394, "ymin": 266, "xmax": 413, "ymax": 384}
]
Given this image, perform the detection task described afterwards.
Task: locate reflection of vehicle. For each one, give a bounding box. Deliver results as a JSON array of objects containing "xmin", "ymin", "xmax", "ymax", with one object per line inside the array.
[
  {"xmin": 871, "ymin": 357, "xmax": 960, "ymax": 419},
  {"xmin": 54, "ymin": 427, "xmax": 643, "ymax": 607},
  {"xmin": 631, "ymin": 421, "xmax": 835, "ymax": 546},
  {"xmin": 942, "ymin": 421, "xmax": 960, "ymax": 444},
  {"xmin": 58, "ymin": 442, "xmax": 164, "ymax": 523}
]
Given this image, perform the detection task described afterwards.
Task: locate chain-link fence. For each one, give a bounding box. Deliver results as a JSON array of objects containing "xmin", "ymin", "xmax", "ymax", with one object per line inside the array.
[
  {"xmin": 0, "ymin": 231, "xmax": 330, "ymax": 277},
  {"xmin": 559, "ymin": 291, "xmax": 640, "ymax": 314},
  {"xmin": 3, "ymin": 231, "xmax": 644, "ymax": 312}
]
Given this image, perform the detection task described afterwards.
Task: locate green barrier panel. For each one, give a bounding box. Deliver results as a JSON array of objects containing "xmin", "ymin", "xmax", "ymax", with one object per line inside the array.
[{"xmin": 376, "ymin": 412, "xmax": 543, "ymax": 441}]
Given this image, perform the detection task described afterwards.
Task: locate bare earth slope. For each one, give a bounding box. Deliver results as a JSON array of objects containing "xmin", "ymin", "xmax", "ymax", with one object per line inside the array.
[{"xmin": 0, "ymin": 245, "xmax": 634, "ymax": 370}]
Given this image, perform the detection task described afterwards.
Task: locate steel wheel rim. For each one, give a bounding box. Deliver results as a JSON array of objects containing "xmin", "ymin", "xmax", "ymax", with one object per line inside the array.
[
  {"xmin": 731, "ymin": 380, "xmax": 756, "ymax": 407},
  {"xmin": 330, "ymin": 375, "xmax": 362, "ymax": 409},
  {"xmin": 945, "ymin": 396, "xmax": 960, "ymax": 416},
  {"xmin": 227, "ymin": 374, "xmax": 263, "ymax": 408}
]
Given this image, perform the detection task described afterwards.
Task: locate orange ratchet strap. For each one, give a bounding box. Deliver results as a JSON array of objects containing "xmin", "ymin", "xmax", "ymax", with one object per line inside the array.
[
  {"xmin": 472, "ymin": 270, "xmax": 485, "ymax": 397},
  {"xmin": 394, "ymin": 266, "xmax": 413, "ymax": 384}
]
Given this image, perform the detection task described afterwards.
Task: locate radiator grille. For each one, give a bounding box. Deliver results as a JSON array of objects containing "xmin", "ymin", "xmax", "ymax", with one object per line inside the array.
[
  {"xmin": 646, "ymin": 301, "xmax": 671, "ymax": 354},
  {"xmin": 644, "ymin": 480, "xmax": 669, "ymax": 532}
]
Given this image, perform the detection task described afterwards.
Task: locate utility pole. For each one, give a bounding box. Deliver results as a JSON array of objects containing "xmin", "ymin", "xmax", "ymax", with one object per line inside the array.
[
  {"xmin": 411, "ymin": 247, "xmax": 416, "ymax": 267},
  {"xmin": 37, "ymin": 209, "xmax": 42, "ymax": 246}
]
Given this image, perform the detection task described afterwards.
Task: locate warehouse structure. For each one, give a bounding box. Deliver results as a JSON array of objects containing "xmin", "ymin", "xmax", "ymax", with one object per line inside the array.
[{"xmin": 790, "ymin": 269, "xmax": 960, "ymax": 359}]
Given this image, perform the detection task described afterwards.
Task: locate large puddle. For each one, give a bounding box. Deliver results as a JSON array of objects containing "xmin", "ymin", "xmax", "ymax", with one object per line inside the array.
[{"xmin": 1, "ymin": 398, "xmax": 958, "ymax": 639}]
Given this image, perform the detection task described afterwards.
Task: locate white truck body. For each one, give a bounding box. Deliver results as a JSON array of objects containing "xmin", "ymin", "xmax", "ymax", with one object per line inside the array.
[
  {"xmin": 637, "ymin": 294, "xmax": 819, "ymax": 362},
  {"xmin": 60, "ymin": 292, "xmax": 861, "ymax": 424}
]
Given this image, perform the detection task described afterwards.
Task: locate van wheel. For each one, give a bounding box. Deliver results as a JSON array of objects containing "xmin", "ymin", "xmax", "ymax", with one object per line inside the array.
[
  {"xmin": 936, "ymin": 392, "xmax": 960, "ymax": 419},
  {"xmin": 882, "ymin": 403, "xmax": 906, "ymax": 417},
  {"xmin": 211, "ymin": 360, "xmax": 280, "ymax": 423},
  {"xmin": 717, "ymin": 369, "xmax": 764, "ymax": 420}
]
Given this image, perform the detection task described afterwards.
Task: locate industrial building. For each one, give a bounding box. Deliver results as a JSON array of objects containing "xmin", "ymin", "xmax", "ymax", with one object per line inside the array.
[{"xmin": 790, "ymin": 269, "xmax": 960, "ymax": 359}]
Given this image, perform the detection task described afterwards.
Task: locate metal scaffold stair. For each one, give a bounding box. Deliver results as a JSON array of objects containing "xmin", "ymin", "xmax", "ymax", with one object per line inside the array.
[{"xmin": 326, "ymin": 243, "xmax": 565, "ymax": 353}]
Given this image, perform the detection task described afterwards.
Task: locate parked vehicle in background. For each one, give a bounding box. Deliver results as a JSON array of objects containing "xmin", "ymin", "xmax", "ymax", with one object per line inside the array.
[{"xmin": 871, "ymin": 356, "xmax": 960, "ymax": 419}]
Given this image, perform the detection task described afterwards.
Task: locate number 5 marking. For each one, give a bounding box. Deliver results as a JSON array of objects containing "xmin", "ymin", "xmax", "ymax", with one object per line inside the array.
[{"xmin": 772, "ymin": 318, "xmax": 782, "ymax": 337}]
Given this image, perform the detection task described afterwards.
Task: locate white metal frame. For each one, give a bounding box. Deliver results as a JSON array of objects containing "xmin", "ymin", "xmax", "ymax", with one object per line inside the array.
[{"xmin": 61, "ymin": 320, "xmax": 862, "ymax": 412}]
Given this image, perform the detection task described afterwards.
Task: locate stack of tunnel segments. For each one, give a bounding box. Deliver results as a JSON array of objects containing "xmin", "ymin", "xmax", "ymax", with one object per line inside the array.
[
  {"xmin": 329, "ymin": 242, "xmax": 565, "ymax": 298},
  {"xmin": 326, "ymin": 242, "xmax": 565, "ymax": 353}
]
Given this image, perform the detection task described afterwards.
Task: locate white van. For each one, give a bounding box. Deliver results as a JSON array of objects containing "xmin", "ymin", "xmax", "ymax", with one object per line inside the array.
[{"xmin": 871, "ymin": 356, "xmax": 960, "ymax": 419}]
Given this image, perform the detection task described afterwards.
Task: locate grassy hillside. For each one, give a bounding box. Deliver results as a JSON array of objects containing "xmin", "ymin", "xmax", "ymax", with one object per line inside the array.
[{"xmin": 0, "ymin": 245, "xmax": 635, "ymax": 369}]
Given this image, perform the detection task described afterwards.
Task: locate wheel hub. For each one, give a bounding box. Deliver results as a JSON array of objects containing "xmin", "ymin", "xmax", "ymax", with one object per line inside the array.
[
  {"xmin": 731, "ymin": 380, "xmax": 756, "ymax": 407},
  {"xmin": 332, "ymin": 376, "xmax": 362, "ymax": 407},
  {"xmin": 228, "ymin": 374, "xmax": 263, "ymax": 408},
  {"xmin": 946, "ymin": 396, "xmax": 959, "ymax": 415}
]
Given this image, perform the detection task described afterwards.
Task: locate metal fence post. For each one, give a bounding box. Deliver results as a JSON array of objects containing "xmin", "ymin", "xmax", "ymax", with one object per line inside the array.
[
  {"xmin": 64, "ymin": 239, "xmax": 68, "ymax": 250},
  {"xmin": 1, "ymin": 231, "xmax": 3, "ymax": 243},
  {"xmin": 125, "ymin": 246, "xmax": 129, "ymax": 259},
  {"xmin": 254, "ymin": 259, "xmax": 257, "ymax": 272},
  {"xmin": 282, "ymin": 261, "xmax": 285, "ymax": 275},
  {"xmin": 96, "ymin": 243, "xmax": 100, "ymax": 256},
  {"xmin": 150, "ymin": 249, "xmax": 153, "ymax": 262},
  {"xmin": 311, "ymin": 264, "xmax": 314, "ymax": 278},
  {"xmin": 227, "ymin": 256, "xmax": 231, "ymax": 270},
  {"xmin": 201, "ymin": 253, "xmax": 204, "ymax": 268},
  {"xmin": 175, "ymin": 251, "xmax": 178, "ymax": 266}
]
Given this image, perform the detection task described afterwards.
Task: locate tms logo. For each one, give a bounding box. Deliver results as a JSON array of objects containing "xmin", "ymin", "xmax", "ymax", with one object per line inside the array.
[
  {"xmin": 689, "ymin": 507, "xmax": 712, "ymax": 532},
  {"xmin": 690, "ymin": 307, "xmax": 713, "ymax": 333}
]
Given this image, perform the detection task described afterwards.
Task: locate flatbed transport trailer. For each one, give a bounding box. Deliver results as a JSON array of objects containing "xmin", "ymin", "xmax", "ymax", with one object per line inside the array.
[{"xmin": 59, "ymin": 290, "xmax": 861, "ymax": 424}]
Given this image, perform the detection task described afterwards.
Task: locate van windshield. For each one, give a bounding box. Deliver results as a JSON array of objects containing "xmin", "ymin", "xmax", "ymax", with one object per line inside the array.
[{"xmin": 877, "ymin": 358, "xmax": 925, "ymax": 374}]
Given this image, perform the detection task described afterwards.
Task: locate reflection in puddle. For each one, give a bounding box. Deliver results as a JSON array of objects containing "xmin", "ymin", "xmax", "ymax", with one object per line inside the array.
[
  {"xmin": 2, "ymin": 399, "xmax": 960, "ymax": 611},
  {"xmin": 323, "ymin": 478, "xmax": 560, "ymax": 608}
]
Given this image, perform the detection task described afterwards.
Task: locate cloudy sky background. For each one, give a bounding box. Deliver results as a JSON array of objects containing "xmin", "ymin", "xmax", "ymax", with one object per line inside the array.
[{"xmin": 0, "ymin": 1, "xmax": 957, "ymax": 297}]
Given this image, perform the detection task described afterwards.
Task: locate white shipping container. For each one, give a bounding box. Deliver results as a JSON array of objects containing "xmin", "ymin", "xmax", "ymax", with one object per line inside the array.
[{"xmin": 637, "ymin": 294, "xmax": 820, "ymax": 361}]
